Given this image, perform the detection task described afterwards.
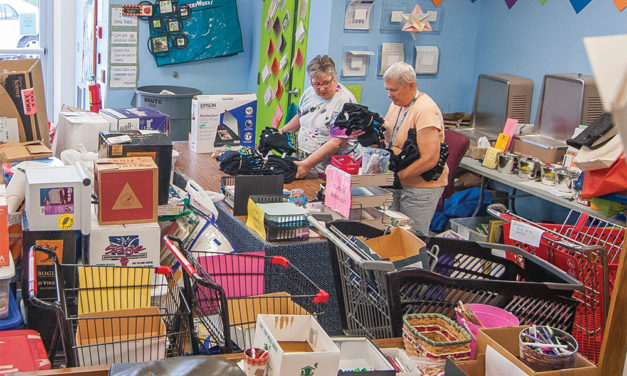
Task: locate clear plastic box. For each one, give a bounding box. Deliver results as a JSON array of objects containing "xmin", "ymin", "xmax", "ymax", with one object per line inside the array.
[{"xmin": 0, "ymin": 257, "xmax": 15, "ymax": 319}]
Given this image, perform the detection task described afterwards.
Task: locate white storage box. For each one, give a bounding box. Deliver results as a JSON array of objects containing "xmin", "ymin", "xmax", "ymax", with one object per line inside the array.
[
  {"xmin": 24, "ymin": 165, "xmax": 91, "ymax": 233},
  {"xmin": 252, "ymin": 314, "xmax": 340, "ymax": 376},
  {"xmin": 52, "ymin": 112, "xmax": 110, "ymax": 157},
  {"xmin": 333, "ymin": 337, "xmax": 396, "ymax": 375},
  {"xmin": 87, "ymin": 209, "xmax": 160, "ymax": 267},
  {"xmin": 0, "ymin": 256, "xmax": 15, "ymax": 319}
]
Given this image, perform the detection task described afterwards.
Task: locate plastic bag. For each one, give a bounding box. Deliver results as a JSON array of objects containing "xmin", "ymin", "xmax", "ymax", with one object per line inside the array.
[{"xmin": 581, "ymin": 154, "xmax": 627, "ymax": 199}]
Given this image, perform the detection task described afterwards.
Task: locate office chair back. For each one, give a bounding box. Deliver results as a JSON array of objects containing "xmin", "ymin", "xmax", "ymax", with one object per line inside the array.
[{"xmin": 438, "ymin": 129, "xmax": 470, "ymax": 210}]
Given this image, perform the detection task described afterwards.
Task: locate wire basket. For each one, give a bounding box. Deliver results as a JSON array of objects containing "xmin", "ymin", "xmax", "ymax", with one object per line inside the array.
[
  {"xmin": 314, "ymin": 219, "xmax": 582, "ymax": 341},
  {"xmin": 163, "ymin": 236, "xmax": 329, "ymax": 354},
  {"xmin": 489, "ymin": 204, "xmax": 625, "ymax": 363},
  {"xmin": 26, "ymin": 246, "xmax": 192, "ymax": 368},
  {"xmin": 402, "ymin": 313, "xmax": 471, "ymax": 360},
  {"xmin": 248, "ymin": 194, "xmax": 310, "ymax": 241}
]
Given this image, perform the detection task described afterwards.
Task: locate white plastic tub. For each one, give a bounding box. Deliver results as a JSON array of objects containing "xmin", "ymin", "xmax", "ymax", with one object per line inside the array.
[{"xmin": 0, "ymin": 257, "xmax": 15, "ymax": 319}]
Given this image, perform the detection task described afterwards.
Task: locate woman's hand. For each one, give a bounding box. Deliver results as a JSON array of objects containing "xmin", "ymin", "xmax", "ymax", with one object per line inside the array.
[{"xmin": 294, "ymin": 160, "xmax": 312, "ymax": 179}]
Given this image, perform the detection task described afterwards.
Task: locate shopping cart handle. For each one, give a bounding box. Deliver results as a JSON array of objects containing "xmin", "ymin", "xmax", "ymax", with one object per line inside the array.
[
  {"xmin": 163, "ymin": 235, "xmax": 200, "ymax": 279},
  {"xmin": 487, "ymin": 204, "xmax": 510, "ymax": 219},
  {"xmin": 27, "ymin": 245, "xmax": 61, "ymax": 311}
]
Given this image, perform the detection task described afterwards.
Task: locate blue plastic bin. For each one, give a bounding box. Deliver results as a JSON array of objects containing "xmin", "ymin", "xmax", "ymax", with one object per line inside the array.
[{"xmin": 0, "ymin": 291, "xmax": 23, "ymax": 330}]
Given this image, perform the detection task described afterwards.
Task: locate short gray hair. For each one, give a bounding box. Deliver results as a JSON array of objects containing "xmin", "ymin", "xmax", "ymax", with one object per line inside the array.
[
  {"xmin": 307, "ymin": 55, "xmax": 337, "ymax": 80},
  {"xmin": 383, "ymin": 62, "xmax": 416, "ymax": 86}
]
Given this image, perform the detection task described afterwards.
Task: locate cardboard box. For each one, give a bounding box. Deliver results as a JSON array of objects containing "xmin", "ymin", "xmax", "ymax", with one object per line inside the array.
[
  {"xmin": 75, "ymin": 306, "xmax": 166, "ymax": 366},
  {"xmin": 0, "ymin": 58, "xmax": 50, "ymax": 146},
  {"xmin": 8, "ymin": 212, "xmax": 22, "ymax": 262},
  {"xmin": 512, "ymin": 136, "xmax": 568, "ymax": 164},
  {"xmin": 24, "ymin": 165, "xmax": 91, "ymax": 232},
  {"xmin": 87, "ymin": 208, "xmax": 159, "ymax": 267},
  {"xmin": 94, "ymin": 157, "xmax": 158, "ymax": 225},
  {"xmin": 333, "ymin": 337, "xmax": 395, "ymax": 375},
  {"xmin": 190, "ymin": 94, "xmax": 256, "ymax": 153},
  {"xmin": 52, "ymin": 112, "xmax": 110, "ymax": 157},
  {"xmin": 221, "ymin": 292, "xmax": 309, "ymax": 351},
  {"xmin": 0, "ymin": 141, "xmax": 51, "ymax": 163},
  {"xmin": 464, "ymin": 326, "xmax": 597, "ymax": 376},
  {"xmin": 98, "ymin": 131, "xmax": 172, "ymax": 205},
  {"xmin": 99, "ymin": 107, "xmax": 170, "ymax": 134},
  {"xmin": 253, "ymin": 314, "xmax": 341, "ymax": 376},
  {"xmin": 362, "ymin": 227, "xmax": 427, "ymax": 269}
]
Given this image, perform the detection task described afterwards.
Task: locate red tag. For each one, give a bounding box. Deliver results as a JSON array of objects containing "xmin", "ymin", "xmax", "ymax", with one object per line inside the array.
[{"xmin": 21, "ymin": 88, "xmax": 37, "ymax": 115}]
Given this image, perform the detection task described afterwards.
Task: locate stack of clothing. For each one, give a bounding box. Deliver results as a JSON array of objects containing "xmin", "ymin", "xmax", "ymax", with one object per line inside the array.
[
  {"xmin": 218, "ymin": 147, "xmax": 298, "ymax": 183},
  {"xmin": 334, "ymin": 103, "xmax": 386, "ymax": 148}
]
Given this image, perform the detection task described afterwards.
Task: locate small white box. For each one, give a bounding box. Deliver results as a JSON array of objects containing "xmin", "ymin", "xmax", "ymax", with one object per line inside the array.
[
  {"xmin": 87, "ymin": 209, "xmax": 160, "ymax": 266},
  {"xmin": 253, "ymin": 314, "xmax": 340, "ymax": 376},
  {"xmin": 190, "ymin": 94, "xmax": 257, "ymax": 154},
  {"xmin": 24, "ymin": 165, "xmax": 91, "ymax": 233},
  {"xmin": 52, "ymin": 112, "xmax": 110, "ymax": 157}
]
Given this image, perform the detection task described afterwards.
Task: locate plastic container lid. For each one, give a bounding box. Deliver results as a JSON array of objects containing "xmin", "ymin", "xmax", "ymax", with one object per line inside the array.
[
  {"xmin": 0, "ymin": 329, "xmax": 51, "ymax": 372},
  {"xmin": 0, "ymin": 290, "xmax": 23, "ymax": 330},
  {"xmin": 0, "ymin": 256, "xmax": 15, "ymax": 280}
]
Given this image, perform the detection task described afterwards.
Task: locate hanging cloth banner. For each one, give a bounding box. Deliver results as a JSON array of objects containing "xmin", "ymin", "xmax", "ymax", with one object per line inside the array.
[
  {"xmin": 432, "ymin": 0, "xmax": 444, "ymax": 6},
  {"xmin": 615, "ymin": 0, "xmax": 627, "ymax": 11},
  {"xmin": 538, "ymin": 0, "xmax": 548, "ymax": 4},
  {"xmin": 569, "ymin": 0, "xmax": 592, "ymax": 13},
  {"xmin": 149, "ymin": 0, "xmax": 243, "ymax": 66}
]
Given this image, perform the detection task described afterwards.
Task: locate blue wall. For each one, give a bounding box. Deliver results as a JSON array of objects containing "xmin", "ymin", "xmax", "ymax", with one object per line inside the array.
[
  {"xmin": 104, "ymin": 0, "xmax": 262, "ymax": 109},
  {"xmin": 472, "ymin": 0, "xmax": 627, "ymax": 121}
]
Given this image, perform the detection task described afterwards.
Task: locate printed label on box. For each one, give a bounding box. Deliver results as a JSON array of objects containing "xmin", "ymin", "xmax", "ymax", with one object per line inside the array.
[
  {"xmin": 40, "ymin": 187, "xmax": 74, "ymax": 215},
  {"xmin": 35, "ymin": 239, "xmax": 64, "ymax": 265},
  {"xmin": 21, "ymin": 87, "xmax": 37, "ymax": 115},
  {"xmin": 103, "ymin": 235, "xmax": 148, "ymax": 266}
]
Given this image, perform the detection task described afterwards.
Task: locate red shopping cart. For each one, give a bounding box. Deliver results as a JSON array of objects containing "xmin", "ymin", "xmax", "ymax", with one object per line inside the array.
[
  {"xmin": 488, "ymin": 204, "xmax": 624, "ymax": 363},
  {"xmin": 163, "ymin": 236, "xmax": 329, "ymax": 354},
  {"xmin": 27, "ymin": 245, "xmax": 192, "ymax": 368}
]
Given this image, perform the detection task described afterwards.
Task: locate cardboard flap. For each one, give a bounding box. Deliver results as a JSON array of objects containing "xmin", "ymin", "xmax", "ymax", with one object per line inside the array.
[
  {"xmin": 76, "ymin": 306, "xmax": 165, "ymax": 346},
  {"xmin": 25, "ymin": 142, "xmax": 52, "ymax": 155},
  {"xmin": 0, "ymin": 141, "xmax": 51, "ymax": 162}
]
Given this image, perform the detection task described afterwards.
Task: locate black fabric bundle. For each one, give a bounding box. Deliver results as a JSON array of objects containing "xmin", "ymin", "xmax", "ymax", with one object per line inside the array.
[
  {"xmin": 258, "ymin": 127, "xmax": 296, "ymax": 156},
  {"xmin": 388, "ymin": 128, "xmax": 449, "ymax": 189},
  {"xmin": 333, "ymin": 103, "xmax": 386, "ymax": 147},
  {"xmin": 566, "ymin": 112, "xmax": 616, "ymax": 150},
  {"xmin": 218, "ymin": 147, "xmax": 298, "ymax": 183}
]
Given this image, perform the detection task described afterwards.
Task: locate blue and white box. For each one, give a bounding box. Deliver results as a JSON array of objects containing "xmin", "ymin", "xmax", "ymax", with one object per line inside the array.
[
  {"xmin": 190, "ymin": 94, "xmax": 257, "ymax": 153},
  {"xmin": 87, "ymin": 208, "xmax": 160, "ymax": 266},
  {"xmin": 99, "ymin": 107, "xmax": 170, "ymax": 134}
]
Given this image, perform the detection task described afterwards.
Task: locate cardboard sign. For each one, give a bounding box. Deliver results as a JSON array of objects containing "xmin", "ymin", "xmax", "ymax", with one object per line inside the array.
[{"xmin": 324, "ymin": 165, "xmax": 352, "ymax": 219}]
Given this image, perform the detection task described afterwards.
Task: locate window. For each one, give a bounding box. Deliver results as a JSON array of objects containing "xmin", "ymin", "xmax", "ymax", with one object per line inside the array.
[{"xmin": 0, "ymin": 0, "xmax": 40, "ymax": 53}]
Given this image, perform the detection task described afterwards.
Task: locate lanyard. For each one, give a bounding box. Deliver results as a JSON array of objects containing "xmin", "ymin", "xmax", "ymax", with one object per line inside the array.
[{"xmin": 388, "ymin": 91, "xmax": 419, "ymax": 148}]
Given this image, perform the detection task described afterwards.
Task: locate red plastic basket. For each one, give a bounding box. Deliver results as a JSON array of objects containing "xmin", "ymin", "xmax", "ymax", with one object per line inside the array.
[
  {"xmin": 331, "ymin": 155, "xmax": 360, "ymax": 175},
  {"xmin": 499, "ymin": 213, "xmax": 624, "ymax": 363}
]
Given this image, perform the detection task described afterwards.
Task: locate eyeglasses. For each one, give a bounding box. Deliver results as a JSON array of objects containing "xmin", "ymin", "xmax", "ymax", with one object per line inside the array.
[{"xmin": 312, "ymin": 78, "xmax": 335, "ymax": 89}]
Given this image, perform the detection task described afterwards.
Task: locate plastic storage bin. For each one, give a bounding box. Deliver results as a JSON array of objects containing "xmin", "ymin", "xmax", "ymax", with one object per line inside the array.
[
  {"xmin": 0, "ymin": 290, "xmax": 23, "ymax": 330},
  {"xmin": 0, "ymin": 257, "xmax": 15, "ymax": 319},
  {"xmin": 331, "ymin": 155, "xmax": 360, "ymax": 175},
  {"xmin": 449, "ymin": 216, "xmax": 492, "ymax": 242},
  {"xmin": 0, "ymin": 330, "xmax": 51, "ymax": 372}
]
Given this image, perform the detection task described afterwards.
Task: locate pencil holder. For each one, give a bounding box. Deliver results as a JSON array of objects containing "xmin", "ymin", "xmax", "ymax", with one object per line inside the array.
[
  {"xmin": 519, "ymin": 326, "xmax": 577, "ymax": 371},
  {"xmin": 244, "ymin": 347, "xmax": 268, "ymax": 376}
]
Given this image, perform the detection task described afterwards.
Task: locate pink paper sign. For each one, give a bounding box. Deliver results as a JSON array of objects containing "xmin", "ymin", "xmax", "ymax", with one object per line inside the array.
[
  {"xmin": 503, "ymin": 118, "xmax": 518, "ymax": 151},
  {"xmin": 21, "ymin": 88, "xmax": 37, "ymax": 115},
  {"xmin": 324, "ymin": 165, "xmax": 352, "ymax": 219}
]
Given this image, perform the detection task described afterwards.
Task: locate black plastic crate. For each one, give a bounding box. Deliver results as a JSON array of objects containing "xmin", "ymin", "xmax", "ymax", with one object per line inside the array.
[{"xmin": 326, "ymin": 220, "xmax": 582, "ymax": 339}]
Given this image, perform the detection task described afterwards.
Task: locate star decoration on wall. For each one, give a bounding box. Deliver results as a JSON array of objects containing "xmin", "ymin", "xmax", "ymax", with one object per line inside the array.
[{"xmin": 401, "ymin": 4, "xmax": 432, "ymax": 40}]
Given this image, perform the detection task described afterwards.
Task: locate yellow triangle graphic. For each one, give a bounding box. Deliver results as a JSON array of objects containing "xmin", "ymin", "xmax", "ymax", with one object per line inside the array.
[{"xmin": 112, "ymin": 183, "xmax": 143, "ymax": 210}]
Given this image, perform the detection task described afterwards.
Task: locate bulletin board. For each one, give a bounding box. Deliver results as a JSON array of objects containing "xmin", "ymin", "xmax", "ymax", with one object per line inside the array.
[{"xmin": 255, "ymin": 0, "xmax": 311, "ymax": 142}]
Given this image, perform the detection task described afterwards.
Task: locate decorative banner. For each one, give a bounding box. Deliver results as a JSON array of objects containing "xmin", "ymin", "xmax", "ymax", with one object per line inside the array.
[
  {"xmin": 505, "ymin": 0, "xmax": 518, "ymax": 9},
  {"xmin": 569, "ymin": 0, "xmax": 592, "ymax": 13},
  {"xmin": 432, "ymin": 0, "xmax": 444, "ymax": 6},
  {"xmin": 539, "ymin": 0, "xmax": 548, "ymax": 4},
  {"xmin": 614, "ymin": 0, "xmax": 627, "ymax": 11}
]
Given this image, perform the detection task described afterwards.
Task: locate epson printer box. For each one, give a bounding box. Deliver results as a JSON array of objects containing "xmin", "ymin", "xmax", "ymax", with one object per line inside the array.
[
  {"xmin": 190, "ymin": 94, "xmax": 256, "ymax": 153},
  {"xmin": 99, "ymin": 107, "xmax": 170, "ymax": 134}
]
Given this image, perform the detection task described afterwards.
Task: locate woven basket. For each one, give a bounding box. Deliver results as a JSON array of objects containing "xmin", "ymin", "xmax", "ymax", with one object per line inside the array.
[{"xmin": 402, "ymin": 313, "xmax": 471, "ymax": 360}]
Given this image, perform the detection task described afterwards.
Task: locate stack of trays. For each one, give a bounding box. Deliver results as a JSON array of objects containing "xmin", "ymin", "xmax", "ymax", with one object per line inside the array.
[{"xmin": 247, "ymin": 195, "xmax": 309, "ymax": 241}]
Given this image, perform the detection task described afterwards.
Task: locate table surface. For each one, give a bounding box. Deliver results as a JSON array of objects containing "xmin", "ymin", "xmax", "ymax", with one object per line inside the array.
[
  {"xmin": 460, "ymin": 157, "xmax": 625, "ymax": 226},
  {"xmin": 173, "ymin": 142, "xmax": 323, "ymax": 199}
]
